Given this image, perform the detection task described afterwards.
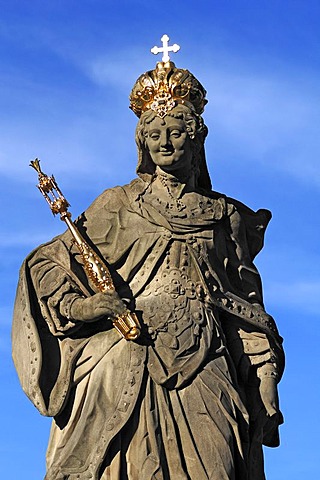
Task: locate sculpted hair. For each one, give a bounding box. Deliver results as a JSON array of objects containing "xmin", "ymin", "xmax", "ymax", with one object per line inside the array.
[{"xmin": 136, "ymin": 104, "xmax": 208, "ymax": 149}]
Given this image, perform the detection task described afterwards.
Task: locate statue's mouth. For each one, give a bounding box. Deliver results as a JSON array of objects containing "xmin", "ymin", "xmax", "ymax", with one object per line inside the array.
[{"xmin": 159, "ymin": 150, "xmax": 174, "ymax": 156}]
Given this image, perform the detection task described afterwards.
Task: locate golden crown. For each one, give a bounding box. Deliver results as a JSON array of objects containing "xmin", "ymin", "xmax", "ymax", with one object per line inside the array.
[{"xmin": 129, "ymin": 35, "xmax": 207, "ymax": 118}]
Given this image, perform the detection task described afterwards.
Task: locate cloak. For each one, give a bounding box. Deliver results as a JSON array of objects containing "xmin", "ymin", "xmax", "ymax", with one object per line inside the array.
[{"xmin": 12, "ymin": 177, "xmax": 284, "ymax": 479}]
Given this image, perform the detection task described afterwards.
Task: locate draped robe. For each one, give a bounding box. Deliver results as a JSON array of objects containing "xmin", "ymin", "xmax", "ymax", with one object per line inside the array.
[{"xmin": 12, "ymin": 176, "xmax": 284, "ymax": 480}]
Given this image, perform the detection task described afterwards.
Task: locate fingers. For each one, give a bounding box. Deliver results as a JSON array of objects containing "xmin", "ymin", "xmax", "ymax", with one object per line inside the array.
[
  {"xmin": 69, "ymin": 292, "xmax": 127, "ymax": 322},
  {"xmin": 94, "ymin": 292, "xmax": 127, "ymax": 317}
]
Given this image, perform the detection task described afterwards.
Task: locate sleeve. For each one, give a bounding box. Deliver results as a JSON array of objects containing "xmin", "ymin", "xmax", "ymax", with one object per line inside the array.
[
  {"xmin": 223, "ymin": 318, "xmax": 280, "ymax": 385},
  {"xmin": 12, "ymin": 244, "xmax": 88, "ymax": 416},
  {"xmin": 28, "ymin": 237, "xmax": 87, "ymax": 337},
  {"xmin": 226, "ymin": 205, "xmax": 267, "ymax": 306},
  {"xmin": 222, "ymin": 202, "xmax": 283, "ymax": 383}
]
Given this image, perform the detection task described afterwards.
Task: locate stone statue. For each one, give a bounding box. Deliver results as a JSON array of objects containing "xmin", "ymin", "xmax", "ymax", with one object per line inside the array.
[{"xmin": 12, "ymin": 36, "xmax": 284, "ymax": 480}]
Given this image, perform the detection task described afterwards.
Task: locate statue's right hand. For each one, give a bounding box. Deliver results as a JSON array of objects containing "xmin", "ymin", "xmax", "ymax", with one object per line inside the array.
[{"xmin": 69, "ymin": 291, "xmax": 127, "ymax": 322}]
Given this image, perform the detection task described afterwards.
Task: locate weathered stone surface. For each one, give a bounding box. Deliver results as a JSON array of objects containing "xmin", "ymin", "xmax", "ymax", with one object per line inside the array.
[{"xmin": 13, "ymin": 61, "xmax": 284, "ymax": 480}]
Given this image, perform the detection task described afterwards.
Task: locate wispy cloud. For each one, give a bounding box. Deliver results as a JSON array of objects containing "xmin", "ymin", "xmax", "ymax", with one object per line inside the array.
[
  {"xmin": 0, "ymin": 108, "xmax": 136, "ymax": 182},
  {"xmin": 264, "ymin": 280, "xmax": 320, "ymax": 315},
  {"xmin": 81, "ymin": 49, "xmax": 320, "ymax": 187},
  {"xmin": 0, "ymin": 232, "xmax": 57, "ymax": 248},
  {"xmin": 1, "ymin": 33, "xmax": 319, "ymax": 190},
  {"xmin": 202, "ymin": 64, "xmax": 320, "ymax": 185},
  {"xmin": 84, "ymin": 48, "xmax": 146, "ymax": 91}
]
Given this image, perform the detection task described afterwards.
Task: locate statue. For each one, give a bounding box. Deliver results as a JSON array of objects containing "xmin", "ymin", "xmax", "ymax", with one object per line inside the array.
[{"xmin": 12, "ymin": 36, "xmax": 284, "ymax": 480}]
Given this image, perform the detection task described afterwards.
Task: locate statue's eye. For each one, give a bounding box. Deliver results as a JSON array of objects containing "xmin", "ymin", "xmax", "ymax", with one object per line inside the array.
[
  {"xmin": 149, "ymin": 132, "xmax": 160, "ymax": 140},
  {"xmin": 170, "ymin": 129, "xmax": 182, "ymax": 138}
]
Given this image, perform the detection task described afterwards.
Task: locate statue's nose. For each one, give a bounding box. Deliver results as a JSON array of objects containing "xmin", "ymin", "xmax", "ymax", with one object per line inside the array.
[{"xmin": 160, "ymin": 131, "xmax": 171, "ymax": 148}]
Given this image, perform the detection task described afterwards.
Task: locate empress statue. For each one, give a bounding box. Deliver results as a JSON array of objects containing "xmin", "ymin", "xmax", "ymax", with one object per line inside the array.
[{"xmin": 12, "ymin": 38, "xmax": 284, "ymax": 480}]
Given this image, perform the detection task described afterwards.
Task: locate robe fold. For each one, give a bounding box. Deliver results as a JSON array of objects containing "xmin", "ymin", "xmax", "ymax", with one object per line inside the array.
[{"xmin": 13, "ymin": 177, "xmax": 284, "ymax": 480}]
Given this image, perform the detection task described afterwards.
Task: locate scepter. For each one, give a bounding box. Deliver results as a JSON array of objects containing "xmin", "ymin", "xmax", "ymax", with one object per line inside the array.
[{"xmin": 30, "ymin": 158, "xmax": 140, "ymax": 341}]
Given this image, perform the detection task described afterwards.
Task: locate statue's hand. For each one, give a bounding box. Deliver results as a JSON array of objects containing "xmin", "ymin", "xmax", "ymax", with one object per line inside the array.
[
  {"xmin": 70, "ymin": 291, "xmax": 127, "ymax": 322},
  {"xmin": 259, "ymin": 376, "xmax": 279, "ymax": 417},
  {"xmin": 259, "ymin": 375, "xmax": 283, "ymax": 445}
]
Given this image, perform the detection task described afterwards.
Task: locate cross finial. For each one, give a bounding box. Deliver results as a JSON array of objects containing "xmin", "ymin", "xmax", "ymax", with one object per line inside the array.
[{"xmin": 151, "ymin": 34, "xmax": 180, "ymax": 63}]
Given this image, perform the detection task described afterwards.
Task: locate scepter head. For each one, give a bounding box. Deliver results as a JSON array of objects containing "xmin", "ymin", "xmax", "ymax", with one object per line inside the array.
[{"xmin": 30, "ymin": 158, "xmax": 70, "ymax": 216}]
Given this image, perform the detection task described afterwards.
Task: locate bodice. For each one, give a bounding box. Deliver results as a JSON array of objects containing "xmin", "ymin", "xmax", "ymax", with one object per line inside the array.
[{"xmin": 135, "ymin": 180, "xmax": 226, "ymax": 388}]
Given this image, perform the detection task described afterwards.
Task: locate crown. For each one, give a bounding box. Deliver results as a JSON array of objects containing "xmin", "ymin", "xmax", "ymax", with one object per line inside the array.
[{"xmin": 129, "ymin": 35, "xmax": 207, "ymax": 118}]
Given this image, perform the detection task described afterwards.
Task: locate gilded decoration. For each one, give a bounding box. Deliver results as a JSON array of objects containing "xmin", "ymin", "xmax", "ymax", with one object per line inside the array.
[{"xmin": 129, "ymin": 61, "xmax": 207, "ymax": 118}]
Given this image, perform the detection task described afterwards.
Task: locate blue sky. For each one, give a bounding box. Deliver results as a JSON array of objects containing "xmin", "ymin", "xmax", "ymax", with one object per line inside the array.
[{"xmin": 1, "ymin": 1, "xmax": 319, "ymax": 478}]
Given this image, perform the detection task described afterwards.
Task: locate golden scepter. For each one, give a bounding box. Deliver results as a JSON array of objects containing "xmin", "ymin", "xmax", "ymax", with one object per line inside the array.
[{"xmin": 30, "ymin": 158, "xmax": 140, "ymax": 341}]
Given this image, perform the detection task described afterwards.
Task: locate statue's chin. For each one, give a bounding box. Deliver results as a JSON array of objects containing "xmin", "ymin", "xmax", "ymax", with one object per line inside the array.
[{"xmin": 156, "ymin": 157, "xmax": 187, "ymax": 173}]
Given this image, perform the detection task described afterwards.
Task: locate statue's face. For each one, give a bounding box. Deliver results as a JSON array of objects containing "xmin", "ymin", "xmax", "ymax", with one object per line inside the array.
[{"xmin": 144, "ymin": 115, "xmax": 193, "ymax": 173}]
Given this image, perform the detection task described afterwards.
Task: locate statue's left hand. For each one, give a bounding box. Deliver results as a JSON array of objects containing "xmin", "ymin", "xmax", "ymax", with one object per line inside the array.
[
  {"xmin": 259, "ymin": 376, "xmax": 279, "ymax": 417},
  {"xmin": 259, "ymin": 375, "xmax": 283, "ymax": 445}
]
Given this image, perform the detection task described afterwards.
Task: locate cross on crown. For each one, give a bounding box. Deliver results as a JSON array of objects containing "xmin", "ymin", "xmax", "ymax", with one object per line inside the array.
[{"xmin": 151, "ymin": 34, "xmax": 180, "ymax": 63}]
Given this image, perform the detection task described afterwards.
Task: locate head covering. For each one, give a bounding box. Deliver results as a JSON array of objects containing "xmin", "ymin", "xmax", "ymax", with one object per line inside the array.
[{"xmin": 129, "ymin": 61, "xmax": 207, "ymax": 118}]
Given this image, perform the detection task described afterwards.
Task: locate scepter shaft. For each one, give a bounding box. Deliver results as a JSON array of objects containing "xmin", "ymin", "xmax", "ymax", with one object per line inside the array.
[{"xmin": 30, "ymin": 158, "xmax": 140, "ymax": 341}]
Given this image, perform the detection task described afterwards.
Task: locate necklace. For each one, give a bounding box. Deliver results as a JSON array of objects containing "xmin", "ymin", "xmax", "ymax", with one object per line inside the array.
[{"xmin": 157, "ymin": 173, "xmax": 186, "ymax": 213}]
